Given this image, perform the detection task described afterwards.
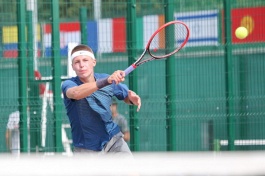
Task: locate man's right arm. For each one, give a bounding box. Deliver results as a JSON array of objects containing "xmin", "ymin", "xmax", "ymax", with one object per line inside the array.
[
  {"xmin": 65, "ymin": 82, "xmax": 98, "ymax": 100},
  {"xmin": 123, "ymin": 131, "xmax": 130, "ymax": 142},
  {"xmin": 5, "ymin": 130, "xmax": 10, "ymax": 151},
  {"xmin": 63, "ymin": 70, "xmax": 126, "ymax": 100}
]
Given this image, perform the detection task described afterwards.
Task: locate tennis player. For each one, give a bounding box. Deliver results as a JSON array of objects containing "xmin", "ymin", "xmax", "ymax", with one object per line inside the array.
[{"xmin": 61, "ymin": 44, "xmax": 141, "ymax": 156}]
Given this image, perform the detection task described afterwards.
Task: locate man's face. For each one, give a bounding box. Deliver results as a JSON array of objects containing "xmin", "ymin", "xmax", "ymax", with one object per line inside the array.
[{"xmin": 72, "ymin": 55, "xmax": 96, "ymax": 80}]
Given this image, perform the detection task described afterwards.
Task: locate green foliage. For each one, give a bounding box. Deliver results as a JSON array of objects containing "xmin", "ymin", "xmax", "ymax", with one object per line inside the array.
[
  {"xmin": 1, "ymin": 0, "xmax": 265, "ymax": 23},
  {"xmin": 37, "ymin": 0, "xmax": 94, "ymax": 21},
  {"xmin": 101, "ymin": 0, "xmax": 127, "ymax": 18},
  {"xmin": 0, "ymin": 0, "xmax": 17, "ymax": 24}
]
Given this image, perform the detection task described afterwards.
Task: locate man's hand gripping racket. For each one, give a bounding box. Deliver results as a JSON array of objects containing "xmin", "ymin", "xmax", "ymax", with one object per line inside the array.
[{"xmin": 124, "ymin": 20, "xmax": 190, "ymax": 76}]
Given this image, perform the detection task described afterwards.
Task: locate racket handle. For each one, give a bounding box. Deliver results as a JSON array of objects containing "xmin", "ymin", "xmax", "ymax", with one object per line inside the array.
[
  {"xmin": 124, "ymin": 65, "xmax": 136, "ymax": 76},
  {"xmin": 113, "ymin": 65, "xmax": 136, "ymax": 84}
]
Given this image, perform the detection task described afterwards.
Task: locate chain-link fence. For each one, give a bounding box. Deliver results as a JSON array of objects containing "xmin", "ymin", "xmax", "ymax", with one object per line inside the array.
[{"xmin": 0, "ymin": 0, "xmax": 265, "ymax": 153}]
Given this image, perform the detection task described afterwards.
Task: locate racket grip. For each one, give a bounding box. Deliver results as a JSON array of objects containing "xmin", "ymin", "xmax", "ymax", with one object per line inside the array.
[
  {"xmin": 124, "ymin": 65, "xmax": 136, "ymax": 76},
  {"xmin": 113, "ymin": 65, "xmax": 136, "ymax": 84}
]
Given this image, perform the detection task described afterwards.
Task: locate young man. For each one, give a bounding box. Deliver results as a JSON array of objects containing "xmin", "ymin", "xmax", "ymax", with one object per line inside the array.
[{"xmin": 61, "ymin": 44, "xmax": 141, "ymax": 156}]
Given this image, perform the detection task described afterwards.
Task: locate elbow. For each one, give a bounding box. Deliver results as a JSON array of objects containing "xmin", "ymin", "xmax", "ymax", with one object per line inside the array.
[{"xmin": 68, "ymin": 90, "xmax": 83, "ymax": 100}]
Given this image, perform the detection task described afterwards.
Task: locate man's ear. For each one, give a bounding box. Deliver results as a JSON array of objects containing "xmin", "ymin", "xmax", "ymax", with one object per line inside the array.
[{"xmin": 93, "ymin": 59, "xmax": 97, "ymax": 66}]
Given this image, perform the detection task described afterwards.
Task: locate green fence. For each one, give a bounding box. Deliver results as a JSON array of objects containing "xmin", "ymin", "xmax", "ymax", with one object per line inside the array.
[{"xmin": 0, "ymin": 0, "xmax": 265, "ymax": 153}]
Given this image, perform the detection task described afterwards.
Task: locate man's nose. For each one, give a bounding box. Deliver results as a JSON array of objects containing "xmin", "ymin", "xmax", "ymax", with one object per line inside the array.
[{"xmin": 80, "ymin": 61, "xmax": 84, "ymax": 67}]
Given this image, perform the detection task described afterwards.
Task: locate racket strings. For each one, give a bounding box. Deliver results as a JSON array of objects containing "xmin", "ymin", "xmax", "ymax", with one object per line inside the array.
[
  {"xmin": 175, "ymin": 23, "xmax": 189, "ymax": 48},
  {"xmin": 149, "ymin": 23, "xmax": 188, "ymax": 58}
]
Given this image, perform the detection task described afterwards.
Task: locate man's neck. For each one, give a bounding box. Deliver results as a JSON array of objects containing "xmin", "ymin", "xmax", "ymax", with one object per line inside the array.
[{"xmin": 79, "ymin": 74, "xmax": 95, "ymax": 83}]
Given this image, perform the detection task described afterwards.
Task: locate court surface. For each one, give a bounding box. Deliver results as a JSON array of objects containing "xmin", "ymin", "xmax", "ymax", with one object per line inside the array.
[{"xmin": 1, "ymin": 151, "xmax": 265, "ymax": 176}]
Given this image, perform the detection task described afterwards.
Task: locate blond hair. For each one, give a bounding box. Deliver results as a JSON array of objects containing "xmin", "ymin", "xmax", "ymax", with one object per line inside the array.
[{"xmin": 71, "ymin": 44, "xmax": 94, "ymax": 55}]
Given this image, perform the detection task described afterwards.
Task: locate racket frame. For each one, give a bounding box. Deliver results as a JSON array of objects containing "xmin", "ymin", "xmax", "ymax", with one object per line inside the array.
[{"xmin": 124, "ymin": 20, "xmax": 190, "ymax": 76}]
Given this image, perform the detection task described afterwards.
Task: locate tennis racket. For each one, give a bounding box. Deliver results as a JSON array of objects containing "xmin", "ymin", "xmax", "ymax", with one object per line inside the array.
[{"xmin": 124, "ymin": 20, "xmax": 190, "ymax": 76}]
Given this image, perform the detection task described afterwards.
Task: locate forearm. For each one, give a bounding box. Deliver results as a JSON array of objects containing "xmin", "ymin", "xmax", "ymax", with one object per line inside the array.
[
  {"xmin": 126, "ymin": 90, "xmax": 141, "ymax": 111},
  {"xmin": 5, "ymin": 131, "xmax": 10, "ymax": 151},
  {"xmin": 66, "ymin": 82, "xmax": 98, "ymax": 100},
  {"xmin": 123, "ymin": 131, "xmax": 130, "ymax": 142},
  {"xmin": 123, "ymin": 96, "xmax": 133, "ymax": 105},
  {"xmin": 66, "ymin": 77, "xmax": 112, "ymax": 100}
]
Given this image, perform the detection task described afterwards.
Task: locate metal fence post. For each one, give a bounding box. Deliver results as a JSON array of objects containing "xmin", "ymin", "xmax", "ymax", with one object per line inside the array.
[
  {"xmin": 126, "ymin": 0, "xmax": 139, "ymax": 151},
  {"xmin": 51, "ymin": 0, "xmax": 63, "ymax": 152},
  {"xmin": 165, "ymin": 0, "xmax": 177, "ymax": 151},
  {"xmin": 224, "ymin": 0, "xmax": 235, "ymax": 151},
  {"xmin": 17, "ymin": 0, "xmax": 28, "ymax": 152},
  {"xmin": 80, "ymin": 7, "xmax": 88, "ymax": 45}
]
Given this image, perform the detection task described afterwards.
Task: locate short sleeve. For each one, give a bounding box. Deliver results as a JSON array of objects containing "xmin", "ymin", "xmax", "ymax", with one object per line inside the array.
[
  {"xmin": 113, "ymin": 83, "xmax": 129, "ymax": 100},
  {"xmin": 61, "ymin": 80, "xmax": 78, "ymax": 98}
]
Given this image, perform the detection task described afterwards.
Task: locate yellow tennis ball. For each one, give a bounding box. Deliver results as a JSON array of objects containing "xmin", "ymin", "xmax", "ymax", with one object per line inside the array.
[{"xmin": 235, "ymin": 27, "xmax": 248, "ymax": 39}]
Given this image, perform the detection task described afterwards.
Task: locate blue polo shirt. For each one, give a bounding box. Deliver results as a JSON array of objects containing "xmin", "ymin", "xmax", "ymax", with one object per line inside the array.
[{"xmin": 61, "ymin": 73, "xmax": 129, "ymax": 151}]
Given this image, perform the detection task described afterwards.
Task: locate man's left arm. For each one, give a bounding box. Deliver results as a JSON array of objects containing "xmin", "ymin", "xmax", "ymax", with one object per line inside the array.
[{"xmin": 124, "ymin": 90, "xmax": 141, "ymax": 112}]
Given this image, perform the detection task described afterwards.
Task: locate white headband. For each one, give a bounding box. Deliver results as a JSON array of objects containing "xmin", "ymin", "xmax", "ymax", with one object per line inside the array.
[{"xmin": 71, "ymin": 50, "xmax": 95, "ymax": 61}]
